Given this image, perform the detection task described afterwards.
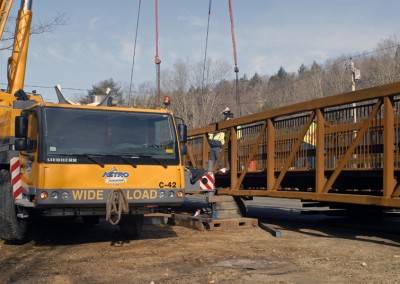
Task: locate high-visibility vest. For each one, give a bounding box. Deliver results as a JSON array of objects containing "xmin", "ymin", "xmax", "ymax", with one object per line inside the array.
[
  {"xmin": 208, "ymin": 132, "xmax": 225, "ymax": 145},
  {"xmin": 237, "ymin": 126, "xmax": 243, "ymax": 140},
  {"xmin": 303, "ymin": 122, "xmax": 316, "ymax": 146}
]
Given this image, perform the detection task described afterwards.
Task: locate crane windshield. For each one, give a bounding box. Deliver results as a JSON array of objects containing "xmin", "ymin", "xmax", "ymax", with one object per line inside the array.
[{"xmin": 42, "ymin": 107, "xmax": 179, "ymax": 165}]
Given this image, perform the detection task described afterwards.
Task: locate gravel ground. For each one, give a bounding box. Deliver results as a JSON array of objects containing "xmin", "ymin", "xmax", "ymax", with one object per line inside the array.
[{"xmin": 1, "ymin": 208, "xmax": 400, "ymax": 284}]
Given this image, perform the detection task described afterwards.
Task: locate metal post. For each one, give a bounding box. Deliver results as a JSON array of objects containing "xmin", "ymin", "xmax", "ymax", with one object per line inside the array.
[
  {"xmin": 351, "ymin": 60, "xmax": 357, "ymax": 168},
  {"xmin": 267, "ymin": 119, "xmax": 275, "ymax": 190},
  {"xmin": 230, "ymin": 126, "xmax": 238, "ymax": 188},
  {"xmin": 383, "ymin": 96, "xmax": 395, "ymax": 197},
  {"xmin": 202, "ymin": 134, "xmax": 209, "ymax": 170},
  {"xmin": 316, "ymin": 109, "xmax": 325, "ymax": 193}
]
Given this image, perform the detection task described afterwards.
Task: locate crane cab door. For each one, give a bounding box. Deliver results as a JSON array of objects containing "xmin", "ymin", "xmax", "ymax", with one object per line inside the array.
[{"xmin": 14, "ymin": 110, "xmax": 40, "ymax": 191}]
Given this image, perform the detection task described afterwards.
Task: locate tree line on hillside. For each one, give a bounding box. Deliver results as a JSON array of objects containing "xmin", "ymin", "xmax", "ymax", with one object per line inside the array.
[{"xmin": 82, "ymin": 35, "xmax": 400, "ymax": 130}]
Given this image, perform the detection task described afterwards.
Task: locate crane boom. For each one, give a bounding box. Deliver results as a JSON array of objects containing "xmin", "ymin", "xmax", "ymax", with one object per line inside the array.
[
  {"xmin": 0, "ymin": 0, "xmax": 13, "ymax": 41},
  {"xmin": 0, "ymin": 0, "xmax": 37, "ymax": 106},
  {"xmin": 7, "ymin": 0, "xmax": 32, "ymax": 95}
]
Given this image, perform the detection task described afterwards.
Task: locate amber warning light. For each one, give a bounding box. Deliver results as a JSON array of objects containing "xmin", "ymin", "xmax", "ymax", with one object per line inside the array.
[{"xmin": 163, "ymin": 96, "xmax": 171, "ymax": 107}]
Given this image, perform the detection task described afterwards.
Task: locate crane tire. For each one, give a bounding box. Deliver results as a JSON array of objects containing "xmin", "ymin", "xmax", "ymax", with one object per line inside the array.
[
  {"xmin": 82, "ymin": 216, "xmax": 100, "ymax": 225},
  {"xmin": 119, "ymin": 214, "xmax": 144, "ymax": 239},
  {"xmin": 0, "ymin": 169, "xmax": 28, "ymax": 241}
]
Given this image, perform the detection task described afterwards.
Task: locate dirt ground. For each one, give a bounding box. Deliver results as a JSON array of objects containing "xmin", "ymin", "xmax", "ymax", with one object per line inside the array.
[{"xmin": 1, "ymin": 209, "xmax": 400, "ymax": 284}]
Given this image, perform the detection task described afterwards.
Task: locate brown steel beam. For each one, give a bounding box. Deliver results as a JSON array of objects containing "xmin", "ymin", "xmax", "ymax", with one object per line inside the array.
[
  {"xmin": 186, "ymin": 144, "xmax": 196, "ymax": 167},
  {"xmin": 316, "ymin": 109, "xmax": 325, "ymax": 193},
  {"xmin": 215, "ymin": 82, "xmax": 400, "ymax": 129},
  {"xmin": 202, "ymin": 134, "xmax": 208, "ymax": 169},
  {"xmin": 392, "ymin": 183, "xmax": 400, "ymax": 198},
  {"xmin": 217, "ymin": 189, "xmax": 400, "ymax": 207},
  {"xmin": 272, "ymin": 112, "xmax": 315, "ymax": 191},
  {"xmin": 267, "ymin": 119, "xmax": 275, "ymax": 190},
  {"xmin": 234, "ymin": 121, "xmax": 267, "ymax": 190},
  {"xmin": 322, "ymin": 99, "xmax": 383, "ymax": 193},
  {"xmin": 230, "ymin": 126, "xmax": 238, "ymax": 187},
  {"xmin": 383, "ymin": 96, "xmax": 395, "ymax": 197},
  {"xmin": 188, "ymin": 124, "xmax": 216, "ymax": 137}
]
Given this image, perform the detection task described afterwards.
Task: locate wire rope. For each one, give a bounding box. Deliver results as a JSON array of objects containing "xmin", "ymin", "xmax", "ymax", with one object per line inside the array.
[
  {"xmin": 201, "ymin": 0, "xmax": 212, "ymax": 97},
  {"xmin": 128, "ymin": 0, "xmax": 142, "ymax": 107}
]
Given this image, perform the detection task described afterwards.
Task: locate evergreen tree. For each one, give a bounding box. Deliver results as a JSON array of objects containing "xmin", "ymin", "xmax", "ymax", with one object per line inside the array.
[
  {"xmin": 249, "ymin": 72, "xmax": 262, "ymax": 88},
  {"xmin": 298, "ymin": 64, "xmax": 307, "ymax": 77},
  {"xmin": 277, "ymin": 66, "xmax": 287, "ymax": 79},
  {"xmin": 88, "ymin": 78, "xmax": 124, "ymax": 105},
  {"xmin": 240, "ymin": 74, "xmax": 248, "ymax": 82},
  {"xmin": 310, "ymin": 61, "xmax": 322, "ymax": 74}
]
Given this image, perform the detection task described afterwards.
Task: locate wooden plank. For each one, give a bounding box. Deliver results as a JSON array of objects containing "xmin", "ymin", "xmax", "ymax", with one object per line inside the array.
[
  {"xmin": 172, "ymin": 214, "xmax": 206, "ymax": 231},
  {"xmin": 259, "ymin": 222, "xmax": 281, "ymax": 238},
  {"xmin": 205, "ymin": 218, "xmax": 258, "ymax": 231},
  {"xmin": 206, "ymin": 195, "xmax": 234, "ymax": 203},
  {"xmin": 172, "ymin": 214, "xmax": 258, "ymax": 231},
  {"xmin": 215, "ymin": 201, "xmax": 241, "ymax": 210},
  {"xmin": 212, "ymin": 208, "xmax": 242, "ymax": 218}
]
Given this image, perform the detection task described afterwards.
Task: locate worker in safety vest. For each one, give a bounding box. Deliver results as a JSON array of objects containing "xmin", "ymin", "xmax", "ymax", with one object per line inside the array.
[
  {"xmin": 208, "ymin": 107, "xmax": 233, "ymax": 170},
  {"xmin": 208, "ymin": 131, "xmax": 224, "ymax": 170},
  {"xmin": 299, "ymin": 121, "xmax": 316, "ymax": 169},
  {"xmin": 304, "ymin": 121, "xmax": 316, "ymax": 146}
]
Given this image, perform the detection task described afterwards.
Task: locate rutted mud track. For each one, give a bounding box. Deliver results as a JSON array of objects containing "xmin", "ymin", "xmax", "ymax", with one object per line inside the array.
[{"xmin": 1, "ymin": 200, "xmax": 400, "ymax": 284}]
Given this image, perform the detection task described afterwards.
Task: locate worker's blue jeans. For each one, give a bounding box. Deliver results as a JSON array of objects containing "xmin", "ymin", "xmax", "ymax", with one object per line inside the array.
[{"xmin": 210, "ymin": 146, "xmax": 222, "ymax": 170}]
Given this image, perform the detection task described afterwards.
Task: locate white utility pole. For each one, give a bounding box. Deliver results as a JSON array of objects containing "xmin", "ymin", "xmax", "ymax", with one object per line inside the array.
[
  {"xmin": 351, "ymin": 61, "xmax": 356, "ymax": 92},
  {"xmin": 350, "ymin": 59, "xmax": 361, "ymax": 168},
  {"xmin": 350, "ymin": 60, "xmax": 361, "ymax": 123}
]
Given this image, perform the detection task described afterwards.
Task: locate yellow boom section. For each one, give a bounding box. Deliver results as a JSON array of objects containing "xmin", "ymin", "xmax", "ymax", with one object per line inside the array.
[
  {"xmin": 7, "ymin": 1, "xmax": 31, "ymax": 95},
  {"xmin": 0, "ymin": 0, "xmax": 13, "ymax": 41}
]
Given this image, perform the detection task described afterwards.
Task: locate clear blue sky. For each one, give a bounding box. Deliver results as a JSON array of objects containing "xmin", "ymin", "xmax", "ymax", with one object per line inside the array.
[{"xmin": 1, "ymin": 0, "xmax": 399, "ymax": 101}]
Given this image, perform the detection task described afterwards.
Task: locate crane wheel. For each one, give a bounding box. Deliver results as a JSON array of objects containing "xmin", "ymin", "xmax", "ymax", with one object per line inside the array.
[
  {"xmin": 0, "ymin": 169, "xmax": 28, "ymax": 242},
  {"xmin": 119, "ymin": 214, "xmax": 144, "ymax": 239},
  {"xmin": 82, "ymin": 216, "xmax": 100, "ymax": 226}
]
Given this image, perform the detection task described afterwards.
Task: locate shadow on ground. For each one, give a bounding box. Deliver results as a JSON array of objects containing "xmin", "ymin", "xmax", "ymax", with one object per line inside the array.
[
  {"xmin": 181, "ymin": 196, "xmax": 400, "ymax": 248},
  {"xmin": 5, "ymin": 216, "xmax": 178, "ymax": 247}
]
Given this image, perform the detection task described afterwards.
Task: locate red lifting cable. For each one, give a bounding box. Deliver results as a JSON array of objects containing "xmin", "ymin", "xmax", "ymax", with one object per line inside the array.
[
  {"xmin": 154, "ymin": 0, "xmax": 161, "ymax": 108},
  {"xmin": 228, "ymin": 0, "xmax": 238, "ymax": 69},
  {"xmin": 228, "ymin": 0, "xmax": 241, "ymax": 116}
]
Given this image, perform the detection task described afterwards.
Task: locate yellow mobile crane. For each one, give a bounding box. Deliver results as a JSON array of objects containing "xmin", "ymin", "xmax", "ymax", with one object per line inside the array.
[{"xmin": 0, "ymin": 0, "xmax": 187, "ymax": 241}]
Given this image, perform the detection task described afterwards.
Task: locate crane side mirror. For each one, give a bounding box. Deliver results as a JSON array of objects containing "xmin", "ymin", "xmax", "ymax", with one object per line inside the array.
[
  {"xmin": 180, "ymin": 144, "xmax": 187, "ymax": 156},
  {"xmin": 178, "ymin": 124, "xmax": 187, "ymax": 144},
  {"xmin": 15, "ymin": 116, "xmax": 28, "ymax": 138}
]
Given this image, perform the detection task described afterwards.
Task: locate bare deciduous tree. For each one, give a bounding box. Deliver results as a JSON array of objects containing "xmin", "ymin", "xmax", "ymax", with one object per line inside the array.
[{"xmin": 1, "ymin": 13, "xmax": 68, "ymax": 51}]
